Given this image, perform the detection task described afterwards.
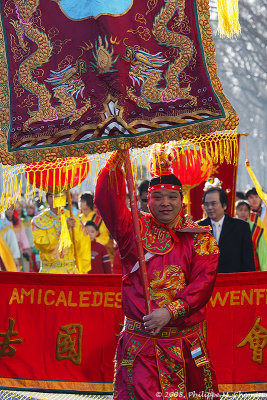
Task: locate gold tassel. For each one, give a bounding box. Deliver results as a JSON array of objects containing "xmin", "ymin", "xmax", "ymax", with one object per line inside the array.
[
  {"xmin": 71, "ymin": 164, "xmax": 75, "ymax": 186},
  {"xmin": 45, "ymin": 167, "xmax": 49, "ymax": 193},
  {"xmin": 33, "ymin": 171, "xmax": 36, "ymax": 198},
  {"xmin": 53, "ymin": 168, "xmax": 56, "ymax": 194},
  {"xmin": 64, "ymin": 163, "xmax": 68, "ymax": 190},
  {"xmin": 19, "ymin": 174, "xmax": 22, "ymax": 203},
  {"xmin": 199, "ymin": 145, "xmax": 204, "ymax": 163},
  {"xmin": 9, "ymin": 177, "xmax": 13, "ymax": 207},
  {"xmin": 59, "ymin": 166, "xmax": 62, "ymax": 192},
  {"xmin": 187, "ymin": 146, "xmax": 192, "ymax": 167},
  {"xmin": 14, "ymin": 175, "xmax": 18, "ymax": 203},
  {"xmin": 58, "ymin": 210, "xmax": 72, "ymax": 252},
  {"xmin": 4, "ymin": 181, "xmax": 9, "ymax": 210},
  {"xmin": 219, "ymin": 140, "xmax": 223, "ymax": 164},
  {"xmin": 146, "ymin": 153, "xmax": 149, "ymax": 174},
  {"xmin": 89, "ymin": 160, "xmax": 92, "ymax": 179},
  {"xmin": 78, "ymin": 164, "xmax": 82, "ymax": 187},
  {"xmin": 53, "ymin": 193, "xmax": 72, "ymax": 252},
  {"xmin": 193, "ymin": 144, "xmax": 197, "ymax": 160},
  {"xmin": 26, "ymin": 172, "xmax": 30, "ymax": 199},
  {"xmin": 217, "ymin": 0, "xmax": 241, "ymax": 38},
  {"xmin": 39, "ymin": 172, "xmax": 43, "ymax": 201}
]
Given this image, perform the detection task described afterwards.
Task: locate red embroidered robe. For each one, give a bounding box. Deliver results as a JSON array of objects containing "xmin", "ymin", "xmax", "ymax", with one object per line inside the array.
[{"xmin": 95, "ymin": 156, "xmax": 220, "ymax": 400}]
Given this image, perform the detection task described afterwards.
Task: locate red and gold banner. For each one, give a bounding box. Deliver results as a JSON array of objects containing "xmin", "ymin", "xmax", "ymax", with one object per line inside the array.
[
  {"xmin": 0, "ymin": 272, "xmax": 123, "ymax": 393},
  {"xmin": 0, "ymin": 0, "xmax": 237, "ymax": 165},
  {"xmin": 206, "ymin": 271, "xmax": 267, "ymax": 393},
  {"xmin": 0, "ymin": 271, "xmax": 266, "ymax": 393}
]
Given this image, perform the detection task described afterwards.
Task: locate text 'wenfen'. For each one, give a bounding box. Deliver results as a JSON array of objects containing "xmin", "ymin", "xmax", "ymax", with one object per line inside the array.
[{"xmin": 210, "ymin": 289, "xmax": 267, "ymax": 307}]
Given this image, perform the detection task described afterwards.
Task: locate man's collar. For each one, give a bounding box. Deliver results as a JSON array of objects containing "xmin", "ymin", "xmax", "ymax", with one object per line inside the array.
[{"xmin": 210, "ymin": 214, "xmax": 225, "ymax": 226}]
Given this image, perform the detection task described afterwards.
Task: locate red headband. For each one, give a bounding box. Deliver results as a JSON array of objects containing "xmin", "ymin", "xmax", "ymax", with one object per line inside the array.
[{"xmin": 148, "ymin": 184, "xmax": 182, "ymax": 193}]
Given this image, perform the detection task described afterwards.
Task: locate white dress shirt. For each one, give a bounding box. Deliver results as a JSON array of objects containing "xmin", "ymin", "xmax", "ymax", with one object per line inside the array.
[{"xmin": 211, "ymin": 215, "xmax": 225, "ymax": 243}]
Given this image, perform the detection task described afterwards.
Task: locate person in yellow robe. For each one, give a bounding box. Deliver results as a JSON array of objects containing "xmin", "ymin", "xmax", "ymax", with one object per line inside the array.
[
  {"xmin": 79, "ymin": 191, "xmax": 110, "ymax": 245},
  {"xmin": 0, "ymin": 218, "xmax": 20, "ymax": 271},
  {"xmin": 0, "ymin": 235, "xmax": 17, "ymax": 272},
  {"xmin": 32, "ymin": 193, "xmax": 91, "ymax": 274}
]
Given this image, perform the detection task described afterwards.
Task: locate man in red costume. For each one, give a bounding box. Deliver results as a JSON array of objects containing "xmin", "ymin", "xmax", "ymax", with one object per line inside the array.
[{"xmin": 95, "ymin": 151, "xmax": 220, "ymax": 400}]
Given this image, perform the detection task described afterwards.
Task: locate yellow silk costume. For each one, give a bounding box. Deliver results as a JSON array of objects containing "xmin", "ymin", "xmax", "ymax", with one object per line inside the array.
[
  {"xmin": 32, "ymin": 209, "xmax": 91, "ymax": 274},
  {"xmin": 0, "ymin": 235, "xmax": 17, "ymax": 271},
  {"xmin": 0, "ymin": 221, "xmax": 17, "ymax": 272},
  {"xmin": 80, "ymin": 211, "xmax": 110, "ymax": 246}
]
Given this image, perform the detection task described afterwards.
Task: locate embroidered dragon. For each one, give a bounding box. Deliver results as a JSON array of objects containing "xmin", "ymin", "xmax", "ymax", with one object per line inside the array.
[
  {"xmin": 11, "ymin": 0, "xmax": 91, "ymax": 130},
  {"xmin": 150, "ymin": 265, "xmax": 186, "ymax": 307},
  {"xmin": 125, "ymin": 0, "xmax": 197, "ymax": 110}
]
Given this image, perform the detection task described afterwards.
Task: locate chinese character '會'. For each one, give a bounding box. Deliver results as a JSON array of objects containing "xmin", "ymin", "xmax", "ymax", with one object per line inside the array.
[{"xmin": 237, "ymin": 316, "xmax": 267, "ymax": 364}]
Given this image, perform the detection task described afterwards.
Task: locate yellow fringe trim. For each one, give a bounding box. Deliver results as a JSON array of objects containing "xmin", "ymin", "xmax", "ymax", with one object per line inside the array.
[
  {"xmin": 0, "ymin": 132, "xmax": 239, "ymax": 212},
  {"xmin": 217, "ymin": 0, "xmax": 241, "ymax": 38}
]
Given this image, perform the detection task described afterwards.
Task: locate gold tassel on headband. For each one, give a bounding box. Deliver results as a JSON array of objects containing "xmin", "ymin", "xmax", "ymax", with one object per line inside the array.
[
  {"xmin": 217, "ymin": 0, "xmax": 241, "ymax": 38},
  {"xmin": 53, "ymin": 193, "xmax": 72, "ymax": 252}
]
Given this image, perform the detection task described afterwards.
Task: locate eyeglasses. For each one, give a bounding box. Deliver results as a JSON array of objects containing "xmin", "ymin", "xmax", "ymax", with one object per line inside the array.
[{"xmin": 203, "ymin": 201, "xmax": 219, "ymax": 208}]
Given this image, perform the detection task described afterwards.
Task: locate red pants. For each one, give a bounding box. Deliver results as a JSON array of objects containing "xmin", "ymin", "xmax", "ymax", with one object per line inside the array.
[{"xmin": 113, "ymin": 318, "xmax": 220, "ymax": 400}]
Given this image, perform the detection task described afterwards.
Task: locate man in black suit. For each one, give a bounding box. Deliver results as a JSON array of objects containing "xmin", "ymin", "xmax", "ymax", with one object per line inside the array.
[{"xmin": 198, "ymin": 187, "xmax": 255, "ymax": 273}]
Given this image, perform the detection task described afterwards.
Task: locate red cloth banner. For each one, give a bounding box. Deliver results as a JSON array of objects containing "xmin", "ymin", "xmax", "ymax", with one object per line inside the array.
[
  {"xmin": 206, "ymin": 271, "xmax": 267, "ymax": 393},
  {"xmin": 0, "ymin": 272, "xmax": 123, "ymax": 393},
  {"xmin": 0, "ymin": 271, "xmax": 266, "ymax": 393}
]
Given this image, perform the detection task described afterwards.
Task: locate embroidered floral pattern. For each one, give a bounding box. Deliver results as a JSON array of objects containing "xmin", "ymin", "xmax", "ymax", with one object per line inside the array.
[
  {"xmin": 165, "ymin": 299, "xmax": 189, "ymax": 320},
  {"xmin": 120, "ymin": 339, "xmax": 141, "ymax": 367},
  {"xmin": 156, "ymin": 345, "xmax": 185, "ymax": 396},
  {"xmin": 193, "ymin": 233, "xmax": 219, "ymax": 256},
  {"xmin": 167, "ymin": 345, "xmax": 182, "ymax": 359},
  {"xmin": 203, "ymin": 364, "xmax": 214, "ymax": 393},
  {"xmin": 140, "ymin": 214, "xmax": 174, "ymax": 254}
]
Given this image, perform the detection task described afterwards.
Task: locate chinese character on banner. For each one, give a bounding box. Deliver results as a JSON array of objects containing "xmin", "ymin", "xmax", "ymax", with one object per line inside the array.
[
  {"xmin": 237, "ymin": 317, "xmax": 267, "ymax": 365},
  {"xmin": 56, "ymin": 324, "xmax": 83, "ymax": 365},
  {"xmin": 0, "ymin": 318, "xmax": 23, "ymax": 357}
]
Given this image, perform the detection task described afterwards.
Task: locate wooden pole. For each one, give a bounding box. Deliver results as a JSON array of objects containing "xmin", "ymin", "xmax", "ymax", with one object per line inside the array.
[
  {"xmin": 123, "ymin": 150, "xmax": 153, "ymax": 314},
  {"xmin": 67, "ymin": 189, "xmax": 80, "ymax": 272}
]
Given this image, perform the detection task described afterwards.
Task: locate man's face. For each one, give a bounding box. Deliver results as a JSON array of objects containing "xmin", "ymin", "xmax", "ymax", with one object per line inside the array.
[
  {"xmin": 86, "ymin": 225, "xmax": 98, "ymax": 241},
  {"xmin": 139, "ymin": 191, "xmax": 149, "ymax": 212},
  {"xmin": 236, "ymin": 205, "xmax": 250, "ymax": 221},
  {"xmin": 203, "ymin": 191, "xmax": 226, "ymax": 222},
  {"xmin": 247, "ymin": 194, "xmax": 261, "ymax": 211},
  {"xmin": 148, "ymin": 188, "xmax": 182, "ymax": 226}
]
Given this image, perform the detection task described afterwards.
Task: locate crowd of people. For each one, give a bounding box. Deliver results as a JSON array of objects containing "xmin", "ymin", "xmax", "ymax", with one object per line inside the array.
[{"xmin": 0, "ymin": 178, "xmax": 266, "ymax": 273}]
